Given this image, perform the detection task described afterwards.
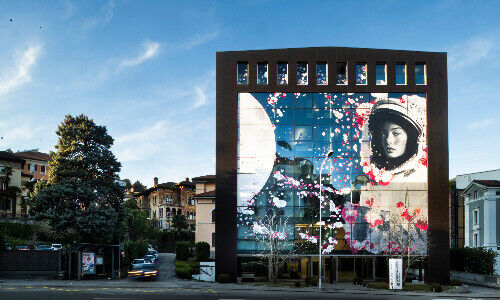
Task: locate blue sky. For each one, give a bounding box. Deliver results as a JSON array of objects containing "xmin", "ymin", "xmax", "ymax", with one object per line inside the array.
[{"xmin": 0, "ymin": 0, "xmax": 498, "ymax": 187}]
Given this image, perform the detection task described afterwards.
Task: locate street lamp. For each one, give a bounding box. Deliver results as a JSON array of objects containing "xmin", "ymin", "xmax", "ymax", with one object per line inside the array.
[{"xmin": 318, "ymin": 149, "xmax": 334, "ymax": 290}]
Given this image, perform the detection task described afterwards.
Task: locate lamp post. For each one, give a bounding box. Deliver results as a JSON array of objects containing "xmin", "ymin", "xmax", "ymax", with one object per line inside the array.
[{"xmin": 318, "ymin": 150, "xmax": 334, "ymax": 290}]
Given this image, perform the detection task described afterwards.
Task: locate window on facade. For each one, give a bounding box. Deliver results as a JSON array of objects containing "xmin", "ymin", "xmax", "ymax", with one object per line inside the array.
[
  {"xmin": 237, "ymin": 62, "xmax": 248, "ymax": 85},
  {"xmin": 29, "ymin": 164, "xmax": 36, "ymax": 173},
  {"xmin": 473, "ymin": 209, "xmax": 479, "ymax": 225},
  {"xmin": 166, "ymin": 208, "xmax": 170, "ymax": 217},
  {"xmin": 496, "ymin": 191, "xmax": 500, "ymax": 196},
  {"xmin": 153, "ymin": 211, "xmax": 157, "ymax": 219},
  {"xmin": 396, "ymin": 63, "xmax": 406, "ymax": 85},
  {"xmin": 40, "ymin": 165, "xmax": 46, "ymax": 175},
  {"xmin": 159, "ymin": 207, "xmax": 163, "ymax": 218},
  {"xmin": 415, "ymin": 63, "xmax": 426, "ymax": 85},
  {"xmin": 164, "ymin": 195, "xmax": 172, "ymax": 205},
  {"xmin": 212, "ymin": 232, "xmax": 215, "ymax": 247},
  {"xmin": 154, "ymin": 195, "xmax": 157, "ymax": 204},
  {"xmin": 297, "ymin": 62, "xmax": 308, "ymax": 85},
  {"xmin": 376, "ymin": 63, "xmax": 387, "ymax": 85},
  {"xmin": 356, "ymin": 63, "xmax": 367, "ymax": 85},
  {"xmin": 473, "ymin": 190, "xmax": 477, "ymax": 199},
  {"xmin": 277, "ymin": 62, "xmax": 288, "ymax": 85},
  {"xmin": 316, "ymin": 62, "xmax": 327, "ymax": 85},
  {"xmin": 212, "ymin": 209, "xmax": 215, "ymax": 223},
  {"xmin": 473, "ymin": 232, "xmax": 478, "ymax": 247},
  {"xmin": 1, "ymin": 181, "xmax": 7, "ymax": 191},
  {"xmin": 0, "ymin": 164, "xmax": 4, "ymax": 173},
  {"xmin": 257, "ymin": 62, "xmax": 268, "ymax": 85},
  {"xmin": 336, "ymin": 62, "xmax": 347, "ymax": 85}
]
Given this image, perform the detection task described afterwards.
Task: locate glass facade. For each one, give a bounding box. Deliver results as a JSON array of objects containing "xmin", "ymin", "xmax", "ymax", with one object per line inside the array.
[
  {"xmin": 376, "ymin": 64, "xmax": 387, "ymax": 85},
  {"xmin": 396, "ymin": 64, "xmax": 406, "ymax": 85},
  {"xmin": 237, "ymin": 62, "xmax": 248, "ymax": 85},
  {"xmin": 237, "ymin": 92, "xmax": 428, "ymax": 255},
  {"xmin": 415, "ymin": 64, "xmax": 426, "ymax": 85}
]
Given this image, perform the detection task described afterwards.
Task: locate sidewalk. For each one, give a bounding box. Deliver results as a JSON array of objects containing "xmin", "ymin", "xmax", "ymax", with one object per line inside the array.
[{"xmin": 0, "ymin": 277, "xmax": 499, "ymax": 298}]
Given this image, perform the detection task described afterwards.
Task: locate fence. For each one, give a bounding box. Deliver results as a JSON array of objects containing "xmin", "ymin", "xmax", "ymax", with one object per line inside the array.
[{"xmin": 0, "ymin": 250, "xmax": 61, "ymax": 277}]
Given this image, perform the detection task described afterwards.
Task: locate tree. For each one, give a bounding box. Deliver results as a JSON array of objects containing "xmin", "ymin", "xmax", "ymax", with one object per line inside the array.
[
  {"xmin": 122, "ymin": 198, "xmax": 155, "ymax": 241},
  {"xmin": 30, "ymin": 114, "xmax": 123, "ymax": 244},
  {"xmin": 253, "ymin": 208, "xmax": 296, "ymax": 283},
  {"xmin": 172, "ymin": 215, "xmax": 188, "ymax": 232},
  {"xmin": 385, "ymin": 191, "xmax": 429, "ymax": 284},
  {"xmin": 132, "ymin": 180, "xmax": 146, "ymax": 193},
  {"xmin": 123, "ymin": 179, "xmax": 132, "ymax": 191}
]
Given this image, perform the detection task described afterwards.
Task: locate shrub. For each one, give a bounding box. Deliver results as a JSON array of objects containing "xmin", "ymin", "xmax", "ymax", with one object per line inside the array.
[
  {"xmin": 176, "ymin": 241, "xmax": 190, "ymax": 261},
  {"xmin": 450, "ymin": 247, "xmax": 497, "ymax": 275},
  {"xmin": 304, "ymin": 277, "xmax": 311, "ymax": 286},
  {"xmin": 294, "ymin": 281, "xmax": 301, "ymax": 287},
  {"xmin": 175, "ymin": 268, "xmax": 192, "ymax": 279},
  {"xmin": 309, "ymin": 277, "xmax": 318, "ymax": 286},
  {"xmin": 290, "ymin": 270, "xmax": 301, "ymax": 279},
  {"xmin": 218, "ymin": 273, "xmax": 231, "ymax": 283},
  {"xmin": 0, "ymin": 222, "xmax": 34, "ymax": 240},
  {"xmin": 430, "ymin": 283, "xmax": 442, "ymax": 292},
  {"xmin": 124, "ymin": 240, "xmax": 148, "ymax": 265},
  {"xmin": 449, "ymin": 279, "xmax": 462, "ymax": 286},
  {"xmin": 174, "ymin": 260, "xmax": 199, "ymax": 279},
  {"xmin": 195, "ymin": 242, "xmax": 210, "ymax": 261}
]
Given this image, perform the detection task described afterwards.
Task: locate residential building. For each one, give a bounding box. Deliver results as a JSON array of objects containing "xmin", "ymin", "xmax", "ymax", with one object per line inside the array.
[
  {"xmin": 462, "ymin": 180, "xmax": 500, "ymax": 274},
  {"xmin": 450, "ymin": 169, "xmax": 500, "ymax": 248},
  {"xmin": 13, "ymin": 150, "xmax": 51, "ymax": 218},
  {"xmin": 217, "ymin": 47, "xmax": 448, "ymax": 283},
  {"xmin": 193, "ymin": 175, "xmax": 216, "ymax": 256},
  {"xmin": 135, "ymin": 177, "xmax": 196, "ymax": 230},
  {"xmin": 0, "ymin": 151, "xmax": 25, "ymax": 218}
]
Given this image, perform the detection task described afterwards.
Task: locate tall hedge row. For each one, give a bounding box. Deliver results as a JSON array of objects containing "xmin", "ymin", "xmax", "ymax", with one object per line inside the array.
[
  {"xmin": 450, "ymin": 247, "xmax": 497, "ymax": 275},
  {"xmin": 0, "ymin": 222, "xmax": 34, "ymax": 240}
]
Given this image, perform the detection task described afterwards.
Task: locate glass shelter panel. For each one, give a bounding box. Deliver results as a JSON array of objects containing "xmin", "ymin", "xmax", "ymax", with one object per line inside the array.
[{"xmin": 237, "ymin": 92, "xmax": 428, "ymax": 256}]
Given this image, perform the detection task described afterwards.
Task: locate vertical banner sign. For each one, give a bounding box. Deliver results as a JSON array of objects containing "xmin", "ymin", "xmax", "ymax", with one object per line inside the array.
[
  {"xmin": 82, "ymin": 252, "xmax": 95, "ymax": 274},
  {"xmin": 389, "ymin": 258, "xmax": 403, "ymax": 289}
]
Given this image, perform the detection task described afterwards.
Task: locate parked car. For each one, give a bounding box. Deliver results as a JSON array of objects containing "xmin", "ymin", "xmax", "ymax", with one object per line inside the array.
[
  {"xmin": 143, "ymin": 254, "xmax": 156, "ymax": 263},
  {"xmin": 51, "ymin": 244, "xmax": 62, "ymax": 251},
  {"xmin": 148, "ymin": 250, "xmax": 158, "ymax": 259},
  {"xmin": 131, "ymin": 259, "xmax": 146, "ymax": 269},
  {"xmin": 16, "ymin": 245, "xmax": 30, "ymax": 251},
  {"xmin": 147, "ymin": 244, "xmax": 155, "ymax": 252},
  {"xmin": 128, "ymin": 264, "xmax": 158, "ymax": 280},
  {"xmin": 36, "ymin": 244, "xmax": 52, "ymax": 251}
]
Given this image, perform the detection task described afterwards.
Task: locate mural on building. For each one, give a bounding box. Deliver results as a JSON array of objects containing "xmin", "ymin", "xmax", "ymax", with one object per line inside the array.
[{"xmin": 237, "ymin": 92, "xmax": 428, "ymax": 255}]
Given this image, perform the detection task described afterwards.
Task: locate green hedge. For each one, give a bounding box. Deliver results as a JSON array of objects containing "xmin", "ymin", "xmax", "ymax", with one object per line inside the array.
[
  {"xmin": 195, "ymin": 242, "xmax": 210, "ymax": 261},
  {"xmin": 0, "ymin": 222, "xmax": 34, "ymax": 240},
  {"xmin": 156, "ymin": 230, "xmax": 194, "ymax": 253},
  {"xmin": 124, "ymin": 240, "xmax": 149, "ymax": 265},
  {"xmin": 176, "ymin": 241, "xmax": 190, "ymax": 261},
  {"xmin": 450, "ymin": 247, "xmax": 498, "ymax": 275},
  {"xmin": 175, "ymin": 260, "xmax": 199, "ymax": 279}
]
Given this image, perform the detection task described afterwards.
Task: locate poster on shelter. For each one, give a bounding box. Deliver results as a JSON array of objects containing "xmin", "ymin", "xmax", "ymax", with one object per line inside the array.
[
  {"xmin": 82, "ymin": 252, "xmax": 95, "ymax": 274},
  {"xmin": 236, "ymin": 92, "xmax": 428, "ymax": 255}
]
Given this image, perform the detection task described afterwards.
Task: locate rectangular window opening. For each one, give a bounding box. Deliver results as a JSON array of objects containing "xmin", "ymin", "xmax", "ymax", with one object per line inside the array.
[
  {"xmin": 257, "ymin": 62, "xmax": 268, "ymax": 85},
  {"xmin": 376, "ymin": 63, "xmax": 387, "ymax": 85},
  {"xmin": 277, "ymin": 62, "xmax": 288, "ymax": 85},
  {"xmin": 356, "ymin": 63, "xmax": 367, "ymax": 85},
  {"xmin": 396, "ymin": 63, "xmax": 407, "ymax": 85},
  {"xmin": 297, "ymin": 62, "xmax": 308, "ymax": 85},
  {"xmin": 415, "ymin": 63, "xmax": 426, "ymax": 85},
  {"xmin": 316, "ymin": 62, "xmax": 328, "ymax": 85},
  {"xmin": 237, "ymin": 62, "xmax": 248, "ymax": 85},
  {"xmin": 336, "ymin": 62, "xmax": 348, "ymax": 85}
]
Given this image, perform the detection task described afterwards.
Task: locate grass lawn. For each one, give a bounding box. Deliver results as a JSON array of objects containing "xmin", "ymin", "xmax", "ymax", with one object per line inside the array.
[{"xmin": 175, "ymin": 260, "xmax": 199, "ymax": 279}]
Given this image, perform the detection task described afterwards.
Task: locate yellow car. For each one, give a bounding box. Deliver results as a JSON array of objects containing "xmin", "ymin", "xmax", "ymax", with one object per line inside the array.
[{"xmin": 128, "ymin": 265, "xmax": 158, "ymax": 280}]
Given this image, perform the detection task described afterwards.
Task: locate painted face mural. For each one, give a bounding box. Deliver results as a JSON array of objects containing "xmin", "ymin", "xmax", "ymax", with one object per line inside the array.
[{"xmin": 237, "ymin": 93, "xmax": 428, "ymax": 255}]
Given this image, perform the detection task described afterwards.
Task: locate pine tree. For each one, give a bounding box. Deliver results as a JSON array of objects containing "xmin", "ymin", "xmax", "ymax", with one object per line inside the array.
[{"xmin": 30, "ymin": 114, "xmax": 123, "ymax": 243}]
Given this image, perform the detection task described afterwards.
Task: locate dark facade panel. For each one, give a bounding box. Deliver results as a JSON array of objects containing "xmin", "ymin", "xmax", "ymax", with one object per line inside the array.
[{"xmin": 216, "ymin": 47, "xmax": 448, "ymax": 283}]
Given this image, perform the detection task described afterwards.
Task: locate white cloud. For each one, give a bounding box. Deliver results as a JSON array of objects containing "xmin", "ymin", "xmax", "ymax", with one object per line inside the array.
[
  {"xmin": 449, "ymin": 32, "xmax": 499, "ymax": 70},
  {"xmin": 0, "ymin": 44, "xmax": 42, "ymax": 96},
  {"xmin": 468, "ymin": 118, "xmax": 498, "ymax": 130},
  {"xmin": 83, "ymin": 0, "xmax": 115, "ymax": 31},
  {"xmin": 114, "ymin": 121, "xmax": 171, "ymax": 163},
  {"xmin": 179, "ymin": 31, "xmax": 219, "ymax": 50},
  {"xmin": 120, "ymin": 40, "xmax": 160, "ymax": 68}
]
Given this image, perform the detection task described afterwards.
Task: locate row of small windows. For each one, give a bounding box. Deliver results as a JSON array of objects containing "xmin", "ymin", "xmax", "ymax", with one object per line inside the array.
[{"xmin": 237, "ymin": 62, "xmax": 427, "ymax": 86}]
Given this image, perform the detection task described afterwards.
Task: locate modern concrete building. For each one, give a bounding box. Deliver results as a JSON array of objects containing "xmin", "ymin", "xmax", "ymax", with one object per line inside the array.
[
  {"xmin": 462, "ymin": 179, "xmax": 500, "ymax": 275},
  {"xmin": 217, "ymin": 47, "xmax": 448, "ymax": 283},
  {"xmin": 193, "ymin": 175, "xmax": 216, "ymax": 256}
]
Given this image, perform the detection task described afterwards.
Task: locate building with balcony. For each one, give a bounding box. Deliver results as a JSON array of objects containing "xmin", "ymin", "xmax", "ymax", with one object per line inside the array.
[{"xmin": 135, "ymin": 177, "xmax": 196, "ymax": 230}]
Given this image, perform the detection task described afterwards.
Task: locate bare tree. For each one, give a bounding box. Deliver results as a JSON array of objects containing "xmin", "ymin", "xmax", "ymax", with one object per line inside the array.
[
  {"xmin": 386, "ymin": 191, "xmax": 429, "ymax": 284},
  {"xmin": 252, "ymin": 208, "xmax": 296, "ymax": 283}
]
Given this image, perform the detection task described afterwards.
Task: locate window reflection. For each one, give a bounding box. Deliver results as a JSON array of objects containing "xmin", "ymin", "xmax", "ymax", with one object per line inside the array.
[
  {"xmin": 257, "ymin": 62, "xmax": 268, "ymax": 85},
  {"xmin": 336, "ymin": 62, "xmax": 347, "ymax": 85},
  {"xmin": 316, "ymin": 63, "xmax": 328, "ymax": 85},
  {"xmin": 237, "ymin": 62, "xmax": 248, "ymax": 85},
  {"xmin": 277, "ymin": 62, "xmax": 288, "ymax": 85}
]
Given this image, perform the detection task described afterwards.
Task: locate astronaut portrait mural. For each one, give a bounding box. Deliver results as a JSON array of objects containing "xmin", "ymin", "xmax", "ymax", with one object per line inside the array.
[{"xmin": 237, "ymin": 92, "xmax": 428, "ymax": 255}]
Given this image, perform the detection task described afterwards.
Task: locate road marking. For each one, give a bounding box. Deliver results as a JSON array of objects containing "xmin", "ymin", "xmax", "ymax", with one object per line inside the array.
[{"xmin": 209, "ymin": 289, "xmax": 217, "ymax": 293}]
